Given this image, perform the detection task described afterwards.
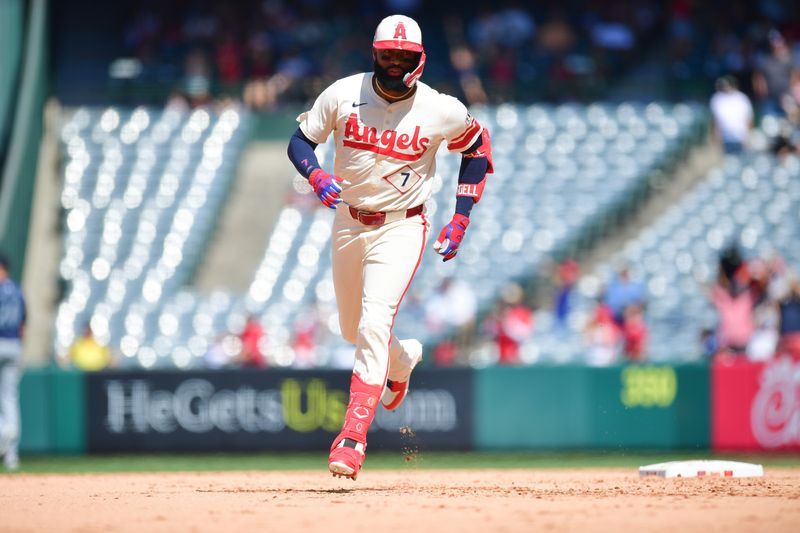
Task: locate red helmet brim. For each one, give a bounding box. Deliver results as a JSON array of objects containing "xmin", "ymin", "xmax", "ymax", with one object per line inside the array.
[{"xmin": 373, "ymin": 40, "xmax": 423, "ymax": 53}]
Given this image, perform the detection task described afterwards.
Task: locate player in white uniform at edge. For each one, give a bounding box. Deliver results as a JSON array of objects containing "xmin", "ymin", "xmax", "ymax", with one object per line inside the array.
[{"xmin": 287, "ymin": 14, "xmax": 493, "ymax": 479}]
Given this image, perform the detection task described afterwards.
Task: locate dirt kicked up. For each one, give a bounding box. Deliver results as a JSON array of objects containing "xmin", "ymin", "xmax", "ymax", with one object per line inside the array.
[{"xmin": 3, "ymin": 469, "xmax": 799, "ymax": 532}]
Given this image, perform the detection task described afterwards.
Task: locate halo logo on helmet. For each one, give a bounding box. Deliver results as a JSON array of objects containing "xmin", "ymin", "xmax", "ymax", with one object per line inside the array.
[{"xmin": 372, "ymin": 15, "xmax": 426, "ymax": 89}]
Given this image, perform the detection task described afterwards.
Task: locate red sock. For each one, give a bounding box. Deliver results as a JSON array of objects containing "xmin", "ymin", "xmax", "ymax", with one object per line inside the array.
[{"xmin": 332, "ymin": 373, "xmax": 382, "ymax": 448}]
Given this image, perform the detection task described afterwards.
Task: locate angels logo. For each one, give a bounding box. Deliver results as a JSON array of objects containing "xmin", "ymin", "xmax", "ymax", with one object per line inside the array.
[
  {"xmin": 343, "ymin": 113, "xmax": 430, "ymax": 161},
  {"xmin": 750, "ymin": 359, "xmax": 800, "ymax": 448},
  {"xmin": 394, "ymin": 22, "xmax": 407, "ymax": 40}
]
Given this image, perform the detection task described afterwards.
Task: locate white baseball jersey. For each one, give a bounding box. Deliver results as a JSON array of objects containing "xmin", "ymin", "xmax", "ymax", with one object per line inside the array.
[{"xmin": 297, "ymin": 73, "xmax": 483, "ymax": 213}]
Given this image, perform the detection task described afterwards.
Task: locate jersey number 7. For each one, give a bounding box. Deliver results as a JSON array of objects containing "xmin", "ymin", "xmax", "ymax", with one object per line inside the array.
[{"xmin": 384, "ymin": 165, "xmax": 421, "ymax": 194}]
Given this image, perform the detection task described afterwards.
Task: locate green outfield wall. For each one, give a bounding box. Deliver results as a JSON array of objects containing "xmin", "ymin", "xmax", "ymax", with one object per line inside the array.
[
  {"xmin": 19, "ymin": 367, "xmax": 84, "ymax": 453},
  {"xmin": 19, "ymin": 364, "xmax": 710, "ymax": 453},
  {"xmin": 474, "ymin": 364, "xmax": 709, "ymax": 450}
]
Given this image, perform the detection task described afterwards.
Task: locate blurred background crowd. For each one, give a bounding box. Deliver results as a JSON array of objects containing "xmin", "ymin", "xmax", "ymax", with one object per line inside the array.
[
  {"xmin": 3, "ymin": 0, "xmax": 800, "ymax": 373},
  {"xmin": 52, "ymin": 0, "xmax": 800, "ymax": 110}
]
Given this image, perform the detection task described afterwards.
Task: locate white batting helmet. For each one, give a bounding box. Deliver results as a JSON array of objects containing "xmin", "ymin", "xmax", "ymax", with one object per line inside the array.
[{"xmin": 373, "ymin": 15, "xmax": 426, "ymax": 87}]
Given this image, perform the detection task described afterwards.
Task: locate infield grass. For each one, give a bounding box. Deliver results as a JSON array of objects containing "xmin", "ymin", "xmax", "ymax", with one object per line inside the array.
[{"xmin": 8, "ymin": 451, "xmax": 800, "ymax": 474}]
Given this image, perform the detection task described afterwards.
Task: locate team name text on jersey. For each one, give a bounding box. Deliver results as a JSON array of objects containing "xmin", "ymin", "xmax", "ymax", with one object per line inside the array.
[{"xmin": 343, "ymin": 113, "xmax": 430, "ymax": 161}]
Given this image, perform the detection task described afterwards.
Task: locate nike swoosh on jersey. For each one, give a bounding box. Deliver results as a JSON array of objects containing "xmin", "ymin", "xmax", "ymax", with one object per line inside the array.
[{"xmin": 352, "ymin": 102, "xmax": 368, "ymax": 107}]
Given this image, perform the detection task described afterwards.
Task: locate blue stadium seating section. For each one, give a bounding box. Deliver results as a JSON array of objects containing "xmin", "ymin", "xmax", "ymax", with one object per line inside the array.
[
  {"xmin": 531, "ymin": 152, "xmax": 800, "ymax": 364},
  {"xmin": 55, "ymin": 103, "xmax": 705, "ymax": 368},
  {"xmin": 55, "ymin": 106, "xmax": 249, "ymax": 367}
]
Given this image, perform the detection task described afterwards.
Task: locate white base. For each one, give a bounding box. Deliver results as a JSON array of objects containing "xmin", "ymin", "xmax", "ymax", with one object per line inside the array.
[{"xmin": 639, "ymin": 460, "xmax": 764, "ymax": 478}]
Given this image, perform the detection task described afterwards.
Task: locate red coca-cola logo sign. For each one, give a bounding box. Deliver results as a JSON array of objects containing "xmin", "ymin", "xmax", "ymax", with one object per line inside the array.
[
  {"xmin": 712, "ymin": 358, "xmax": 800, "ymax": 451},
  {"xmin": 750, "ymin": 359, "xmax": 800, "ymax": 448}
]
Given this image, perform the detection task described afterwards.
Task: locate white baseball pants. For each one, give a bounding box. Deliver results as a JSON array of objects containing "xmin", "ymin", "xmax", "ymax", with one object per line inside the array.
[
  {"xmin": 331, "ymin": 206, "xmax": 429, "ymax": 386},
  {"xmin": 0, "ymin": 358, "xmax": 20, "ymax": 461}
]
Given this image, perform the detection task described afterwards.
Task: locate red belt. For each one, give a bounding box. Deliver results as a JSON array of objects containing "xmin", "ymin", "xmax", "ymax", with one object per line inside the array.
[{"xmin": 347, "ymin": 204, "xmax": 424, "ymax": 226}]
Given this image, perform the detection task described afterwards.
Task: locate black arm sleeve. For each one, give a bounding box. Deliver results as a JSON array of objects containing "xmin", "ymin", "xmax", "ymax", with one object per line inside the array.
[
  {"xmin": 455, "ymin": 136, "xmax": 489, "ymax": 217},
  {"xmin": 287, "ymin": 127, "xmax": 321, "ymax": 179}
]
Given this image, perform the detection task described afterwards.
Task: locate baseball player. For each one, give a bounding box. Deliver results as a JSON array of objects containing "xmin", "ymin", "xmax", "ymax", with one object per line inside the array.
[
  {"xmin": 287, "ymin": 14, "xmax": 492, "ymax": 479},
  {"xmin": 0, "ymin": 254, "xmax": 25, "ymax": 471}
]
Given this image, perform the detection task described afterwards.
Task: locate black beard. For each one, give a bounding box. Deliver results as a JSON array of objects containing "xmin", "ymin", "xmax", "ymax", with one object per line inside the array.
[{"xmin": 373, "ymin": 60, "xmax": 409, "ymax": 92}]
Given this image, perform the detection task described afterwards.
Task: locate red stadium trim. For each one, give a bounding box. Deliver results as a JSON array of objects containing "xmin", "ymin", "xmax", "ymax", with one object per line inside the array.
[{"xmin": 373, "ymin": 40, "xmax": 423, "ymax": 52}]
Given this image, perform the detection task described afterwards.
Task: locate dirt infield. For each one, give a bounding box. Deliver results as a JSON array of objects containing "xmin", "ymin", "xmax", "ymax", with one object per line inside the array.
[{"xmin": 3, "ymin": 468, "xmax": 799, "ymax": 532}]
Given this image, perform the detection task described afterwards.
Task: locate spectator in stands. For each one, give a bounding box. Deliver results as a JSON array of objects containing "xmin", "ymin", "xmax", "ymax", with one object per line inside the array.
[
  {"xmin": 769, "ymin": 121, "xmax": 800, "ymax": 157},
  {"xmin": 242, "ymin": 46, "xmax": 305, "ymax": 111},
  {"xmin": 621, "ymin": 303, "xmax": 648, "ymax": 362},
  {"xmin": 766, "ymin": 252, "xmax": 791, "ymax": 302},
  {"xmin": 588, "ymin": 9, "xmax": 635, "ymax": 53},
  {"xmin": 245, "ymin": 33, "xmax": 275, "ymax": 80},
  {"xmin": 467, "ymin": 4, "xmax": 535, "ymax": 49},
  {"xmin": 165, "ymin": 88, "xmax": 192, "ymax": 111},
  {"xmin": 181, "ymin": 48, "xmax": 213, "ymax": 107},
  {"xmin": 535, "ymin": 10, "xmax": 582, "ymax": 91},
  {"xmin": 466, "ymin": 4, "xmax": 536, "ymax": 102},
  {"xmin": 744, "ymin": 257, "xmax": 767, "ymax": 306},
  {"xmin": 69, "ymin": 324, "xmax": 112, "ymax": 372},
  {"xmin": 553, "ymin": 258, "xmax": 580, "ymax": 328},
  {"xmin": 718, "ymin": 244, "xmax": 747, "ymax": 294},
  {"xmin": 482, "ymin": 283, "xmax": 534, "ymax": 365},
  {"xmin": 700, "ymin": 328, "xmax": 718, "ymax": 359},
  {"xmin": 747, "ymin": 257, "xmax": 782, "ymax": 360},
  {"xmin": 708, "ymin": 277, "xmax": 756, "ymax": 357},
  {"xmin": 432, "ymin": 339, "xmax": 458, "ymax": 367},
  {"xmin": 583, "ymin": 301, "xmax": 620, "ymax": 367},
  {"xmin": 777, "ymin": 275, "xmax": 800, "ymax": 359},
  {"xmin": 487, "ymin": 45, "xmax": 518, "ymax": 101},
  {"xmin": 791, "ymin": 72, "xmax": 800, "ymax": 124},
  {"xmin": 706, "ymin": 248, "xmax": 800, "ymax": 361},
  {"xmin": 449, "ymin": 45, "xmax": 488, "ymax": 106},
  {"xmin": 537, "ymin": 11, "xmax": 576, "ymax": 57},
  {"xmin": 604, "ymin": 264, "xmax": 645, "ymax": 327},
  {"xmin": 710, "ymin": 75, "xmax": 753, "ymax": 154},
  {"xmin": 215, "ymin": 31, "xmax": 244, "ymax": 95},
  {"xmin": 292, "ymin": 310, "xmax": 319, "ymax": 369},
  {"xmin": 753, "ymin": 30, "xmax": 800, "ymax": 118},
  {"xmin": 238, "ymin": 315, "xmax": 267, "ymax": 368},
  {"xmin": 115, "ymin": 0, "xmax": 724, "ymax": 107},
  {"xmin": 747, "ymin": 301, "xmax": 779, "ymax": 362}
]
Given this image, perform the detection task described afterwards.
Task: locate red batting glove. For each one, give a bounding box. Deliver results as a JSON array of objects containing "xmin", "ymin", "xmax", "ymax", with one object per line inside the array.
[
  {"xmin": 308, "ymin": 168, "xmax": 344, "ymax": 209},
  {"xmin": 433, "ymin": 214, "xmax": 470, "ymax": 262}
]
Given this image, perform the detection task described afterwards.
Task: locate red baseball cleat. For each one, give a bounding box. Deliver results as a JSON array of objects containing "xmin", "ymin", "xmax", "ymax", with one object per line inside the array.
[
  {"xmin": 328, "ymin": 438, "xmax": 365, "ymax": 480},
  {"xmin": 381, "ymin": 339, "xmax": 423, "ymax": 411}
]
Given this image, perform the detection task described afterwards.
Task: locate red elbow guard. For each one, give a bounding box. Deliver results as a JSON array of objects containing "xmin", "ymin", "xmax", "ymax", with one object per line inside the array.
[
  {"xmin": 463, "ymin": 129, "xmax": 494, "ymax": 173},
  {"xmin": 481, "ymin": 129, "xmax": 494, "ymax": 174}
]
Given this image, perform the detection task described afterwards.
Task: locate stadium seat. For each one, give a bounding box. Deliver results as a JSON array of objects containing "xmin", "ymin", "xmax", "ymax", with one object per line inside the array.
[
  {"xmin": 55, "ymin": 103, "xmax": 706, "ymax": 368},
  {"xmin": 530, "ymin": 151, "xmax": 800, "ymax": 363}
]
